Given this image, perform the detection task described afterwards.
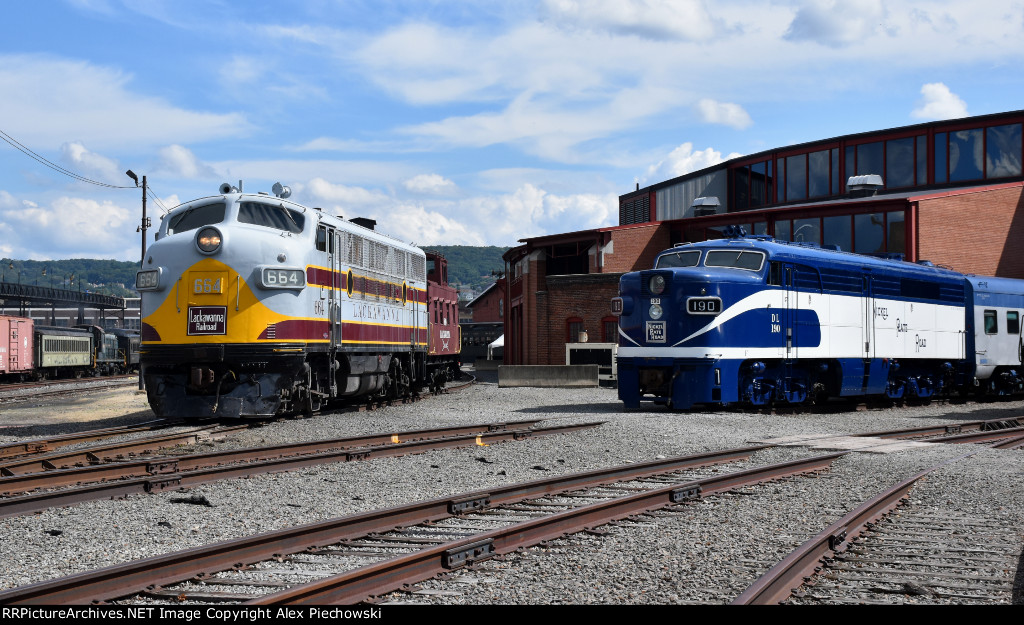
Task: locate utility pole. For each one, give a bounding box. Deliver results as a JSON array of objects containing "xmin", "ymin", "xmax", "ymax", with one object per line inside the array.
[{"xmin": 126, "ymin": 170, "xmax": 148, "ymax": 391}]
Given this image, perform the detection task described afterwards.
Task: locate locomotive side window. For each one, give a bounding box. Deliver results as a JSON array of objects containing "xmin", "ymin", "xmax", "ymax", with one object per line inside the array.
[
  {"xmin": 238, "ymin": 202, "xmax": 304, "ymax": 234},
  {"xmin": 768, "ymin": 261, "xmax": 783, "ymax": 286},
  {"xmin": 705, "ymin": 250, "xmax": 765, "ymax": 271},
  {"xmin": 1008, "ymin": 311, "xmax": 1020, "ymax": 334},
  {"xmin": 984, "ymin": 310, "xmax": 998, "ymax": 334},
  {"xmin": 167, "ymin": 202, "xmax": 225, "ymax": 235},
  {"xmin": 656, "ymin": 250, "xmax": 700, "ymax": 268}
]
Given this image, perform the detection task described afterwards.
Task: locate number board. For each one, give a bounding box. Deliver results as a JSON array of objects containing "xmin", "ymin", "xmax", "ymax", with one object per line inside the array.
[
  {"xmin": 191, "ymin": 272, "xmax": 226, "ymax": 295},
  {"xmin": 687, "ymin": 297, "xmax": 722, "ymax": 315}
]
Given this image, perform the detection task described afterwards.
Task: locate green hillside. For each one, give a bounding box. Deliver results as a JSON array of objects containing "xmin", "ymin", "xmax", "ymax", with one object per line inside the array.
[
  {"xmin": 0, "ymin": 258, "xmax": 140, "ymax": 298},
  {"xmin": 421, "ymin": 245, "xmax": 510, "ymax": 296},
  {"xmin": 0, "ymin": 246, "xmax": 510, "ymax": 300}
]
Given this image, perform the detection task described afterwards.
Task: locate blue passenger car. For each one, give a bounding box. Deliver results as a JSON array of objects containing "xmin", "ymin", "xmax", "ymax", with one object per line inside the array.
[{"xmin": 614, "ymin": 231, "xmax": 1024, "ymax": 410}]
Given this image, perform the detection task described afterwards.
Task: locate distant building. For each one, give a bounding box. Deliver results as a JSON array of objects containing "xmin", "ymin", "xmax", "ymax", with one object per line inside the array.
[
  {"xmin": 504, "ymin": 110, "xmax": 1024, "ymax": 365},
  {"xmin": 460, "ymin": 279, "xmax": 505, "ymax": 362}
]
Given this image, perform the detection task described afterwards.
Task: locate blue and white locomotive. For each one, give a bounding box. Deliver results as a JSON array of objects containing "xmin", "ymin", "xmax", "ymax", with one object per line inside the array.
[{"xmin": 614, "ymin": 229, "xmax": 1024, "ymax": 410}]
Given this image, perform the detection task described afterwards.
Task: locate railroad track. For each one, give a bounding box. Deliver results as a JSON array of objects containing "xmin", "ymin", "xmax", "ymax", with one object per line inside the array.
[
  {"xmin": 0, "ymin": 445, "xmax": 845, "ymax": 605},
  {"xmin": 0, "ymin": 375, "xmax": 136, "ymax": 397},
  {"xmin": 734, "ymin": 445, "xmax": 1024, "ymax": 605},
  {"xmin": 0, "ymin": 420, "xmax": 600, "ymax": 519}
]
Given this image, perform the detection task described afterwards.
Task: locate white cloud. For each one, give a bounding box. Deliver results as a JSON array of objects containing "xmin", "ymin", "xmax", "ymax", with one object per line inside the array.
[
  {"xmin": 403, "ymin": 174, "xmax": 458, "ymax": 195},
  {"xmin": 59, "ymin": 142, "xmax": 122, "ymax": 185},
  {"xmin": 911, "ymin": 82, "xmax": 969, "ymax": 120},
  {"xmin": 695, "ymin": 99, "xmax": 753, "ymax": 130},
  {"xmin": 0, "ymin": 54, "xmax": 250, "ymax": 149},
  {"xmin": 302, "ymin": 177, "xmax": 393, "ymax": 208},
  {"xmin": 784, "ymin": 0, "xmax": 892, "ymax": 47},
  {"xmin": 643, "ymin": 143, "xmax": 742, "ymax": 183},
  {"xmin": 156, "ymin": 145, "xmax": 218, "ymax": 179},
  {"xmin": 541, "ymin": 0, "xmax": 718, "ymax": 41},
  {"xmin": 0, "ymin": 192, "xmax": 134, "ymax": 259},
  {"xmin": 298, "ymin": 176, "xmax": 615, "ymax": 246}
]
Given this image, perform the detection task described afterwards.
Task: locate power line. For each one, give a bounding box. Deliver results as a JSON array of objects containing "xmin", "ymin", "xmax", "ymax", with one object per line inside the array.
[{"xmin": 0, "ymin": 128, "xmax": 136, "ymax": 189}]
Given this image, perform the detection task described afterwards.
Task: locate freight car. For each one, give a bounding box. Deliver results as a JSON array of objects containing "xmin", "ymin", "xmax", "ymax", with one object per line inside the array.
[
  {"xmin": 136, "ymin": 183, "xmax": 461, "ymax": 418},
  {"xmin": 614, "ymin": 230, "xmax": 1024, "ymax": 410},
  {"xmin": 0, "ymin": 315, "xmax": 33, "ymax": 380}
]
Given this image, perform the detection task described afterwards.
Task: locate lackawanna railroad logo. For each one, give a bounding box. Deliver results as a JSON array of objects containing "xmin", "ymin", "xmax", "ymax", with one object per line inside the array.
[{"xmin": 188, "ymin": 306, "xmax": 227, "ymax": 335}]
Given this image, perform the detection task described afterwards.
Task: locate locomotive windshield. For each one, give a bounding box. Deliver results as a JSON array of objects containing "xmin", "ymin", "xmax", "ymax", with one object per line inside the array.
[
  {"xmin": 238, "ymin": 202, "xmax": 305, "ymax": 234},
  {"xmin": 704, "ymin": 250, "xmax": 765, "ymax": 271},
  {"xmin": 167, "ymin": 202, "xmax": 225, "ymax": 235},
  {"xmin": 656, "ymin": 250, "xmax": 700, "ymax": 268}
]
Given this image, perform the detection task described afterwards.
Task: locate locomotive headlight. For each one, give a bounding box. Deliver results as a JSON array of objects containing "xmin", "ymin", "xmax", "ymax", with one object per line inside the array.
[
  {"xmin": 648, "ymin": 274, "xmax": 666, "ymax": 295},
  {"xmin": 196, "ymin": 227, "xmax": 222, "ymax": 254},
  {"xmin": 649, "ymin": 303, "xmax": 663, "ymax": 319}
]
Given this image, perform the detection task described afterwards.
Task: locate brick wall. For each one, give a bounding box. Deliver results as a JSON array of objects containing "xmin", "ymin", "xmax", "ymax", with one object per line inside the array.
[
  {"xmin": 468, "ymin": 280, "xmax": 504, "ymax": 323},
  {"xmin": 917, "ymin": 184, "xmax": 1024, "ymax": 278},
  {"xmin": 539, "ymin": 273, "xmax": 621, "ymax": 365},
  {"xmin": 601, "ymin": 223, "xmax": 670, "ymax": 273}
]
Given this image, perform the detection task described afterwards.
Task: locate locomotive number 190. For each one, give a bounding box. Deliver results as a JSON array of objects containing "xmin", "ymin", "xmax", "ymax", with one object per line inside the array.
[{"xmin": 687, "ymin": 297, "xmax": 722, "ymax": 315}]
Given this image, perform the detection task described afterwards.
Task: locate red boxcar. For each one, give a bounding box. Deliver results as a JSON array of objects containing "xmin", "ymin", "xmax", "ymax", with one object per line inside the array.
[{"xmin": 0, "ymin": 315, "xmax": 33, "ymax": 378}]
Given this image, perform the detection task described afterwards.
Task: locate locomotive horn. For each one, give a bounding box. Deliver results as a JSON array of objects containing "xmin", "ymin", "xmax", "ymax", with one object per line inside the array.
[
  {"xmin": 272, "ymin": 182, "xmax": 292, "ymax": 199},
  {"xmin": 219, "ymin": 182, "xmax": 238, "ymax": 194}
]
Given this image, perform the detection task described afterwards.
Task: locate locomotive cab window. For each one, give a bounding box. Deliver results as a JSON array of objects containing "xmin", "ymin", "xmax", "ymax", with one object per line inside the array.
[
  {"xmin": 238, "ymin": 202, "xmax": 305, "ymax": 233},
  {"xmin": 705, "ymin": 250, "xmax": 765, "ymax": 271},
  {"xmin": 1008, "ymin": 311, "xmax": 1020, "ymax": 334},
  {"xmin": 167, "ymin": 202, "xmax": 225, "ymax": 235},
  {"xmin": 656, "ymin": 250, "xmax": 700, "ymax": 268},
  {"xmin": 984, "ymin": 310, "xmax": 998, "ymax": 334}
]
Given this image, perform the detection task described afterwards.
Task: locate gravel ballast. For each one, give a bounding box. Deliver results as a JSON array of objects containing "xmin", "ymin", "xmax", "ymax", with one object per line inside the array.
[{"xmin": 0, "ymin": 369, "xmax": 1021, "ymax": 604}]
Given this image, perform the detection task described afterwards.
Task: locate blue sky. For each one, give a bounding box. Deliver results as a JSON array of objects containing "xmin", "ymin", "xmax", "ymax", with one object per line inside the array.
[{"xmin": 1, "ymin": 0, "xmax": 1022, "ymax": 262}]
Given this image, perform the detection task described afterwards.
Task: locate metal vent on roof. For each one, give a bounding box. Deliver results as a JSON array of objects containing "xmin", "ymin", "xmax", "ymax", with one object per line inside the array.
[
  {"xmin": 847, "ymin": 174, "xmax": 884, "ymax": 197},
  {"xmin": 691, "ymin": 196, "xmax": 720, "ymax": 217}
]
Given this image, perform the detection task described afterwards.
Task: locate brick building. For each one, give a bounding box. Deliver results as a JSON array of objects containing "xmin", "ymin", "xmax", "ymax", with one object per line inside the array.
[{"xmin": 503, "ymin": 110, "xmax": 1024, "ymax": 365}]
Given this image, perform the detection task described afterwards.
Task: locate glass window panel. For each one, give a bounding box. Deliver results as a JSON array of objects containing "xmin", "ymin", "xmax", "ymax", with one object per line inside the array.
[
  {"xmin": 934, "ymin": 132, "xmax": 947, "ymax": 183},
  {"xmin": 238, "ymin": 202, "xmax": 305, "ymax": 233},
  {"xmin": 167, "ymin": 202, "xmax": 225, "ymax": 235},
  {"xmin": 854, "ymin": 213, "xmax": 885, "ymax": 254},
  {"xmin": 823, "ymin": 216, "xmax": 851, "ymax": 251},
  {"xmin": 734, "ymin": 166, "xmax": 750, "ymax": 210},
  {"xmin": 808, "ymin": 150, "xmax": 830, "ymax": 198},
  {"xmin": 751, "ymin": 162, "xmax": 766, "ymax": 207},
  {"xmin": 916, "ymin": 135, "xmax": 927, "ymax": 185},
  {"xmin": 752, "ymin": 221, "xmax": 768, "ymax": 235},
  {"xmin": 1008, "ymin": 311, "xmax": 1020, "ymax": 335},
  {"xmin": 886, "ymin": 212, "xmax": 906, "ymax": 254},
  {"xmin": 766, "ymin": 160, "xmax": 774, "ymax": 203},
  {"xmin": 786, "ymin": 154, "xmax": 807, "ymax": 201},
  {"xmin": 705, "ymin": 225, "xmax": 728, "ymax": 240},
  {"xmin": 855, "ymin": 142, "xmax": 884, "ymax": 177},
  {"xmin": 886, "ymin": 137, "xmax": 915, "ymax": 188},
  {"xmin": 831, "ymin": 148, "xmax": 840, "ymax": 195},
  {"xmin": 986, "ymin": 123, "xmax": 1022, "ymax": 178},
  {"xmin": 774, "ymin": 219, "xmax": 791, "ymax": 241},
  {"xmin": 984, "ymin": 310, "xmax": 997, "ymax": 334},
  {"xmin": 949, "ymin": 128, "xmax": 984, "ymax": 182},
  {"xmin": 845, "ymin": 146, "xmax": 855, "ymax": 182},
  {"xmin": 793, "ymin": 218, "xmax": 821, "ymax": 244},
  {"xmin": 656, "ymin": 250, "xmax": 701, "ymax": 268},
  {"xmin": 705, "ymin": 250, "xmax": 765, "ymax": 271},
  {"xmin": 777, "ymin": 158, "xmax": 786, "ymax": 201}
]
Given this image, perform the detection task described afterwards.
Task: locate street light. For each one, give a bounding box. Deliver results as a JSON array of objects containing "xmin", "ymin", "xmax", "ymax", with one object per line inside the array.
[{"xmin": 127, "ymin": 169, "xmax": 148, "ymax": 391}]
